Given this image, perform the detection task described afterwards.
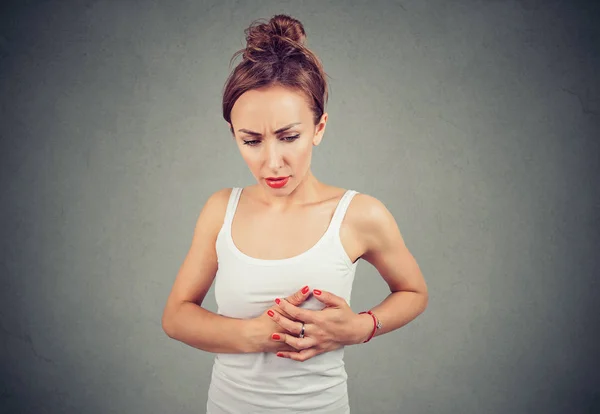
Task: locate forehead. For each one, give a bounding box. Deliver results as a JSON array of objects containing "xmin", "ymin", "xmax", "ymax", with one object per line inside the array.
[{"xmin": 231, "ymin": 85, "xmax": 311, "ymax": 124}]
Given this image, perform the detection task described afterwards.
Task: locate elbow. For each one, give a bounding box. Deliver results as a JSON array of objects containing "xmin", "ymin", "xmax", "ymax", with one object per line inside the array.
[
  {"xmin": 162, "ymin": 315, "xmax": 174, "ymax": 338},
  {"xmin": 423, "ymin": 293, "xmax": 429, "ymax": 312},
  {"xmin": 419, "ymin": 290, "xmax": 429, "ymax": 314},
  {"xmin": 161, "ymin": 308, "xmax": 177, "ymax": 338}
]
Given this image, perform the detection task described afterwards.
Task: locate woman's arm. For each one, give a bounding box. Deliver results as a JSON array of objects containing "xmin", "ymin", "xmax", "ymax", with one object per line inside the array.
[
  {"xmin": 352, "ymin": 193, "xmax": 429, "ymax": 339},
  {"xmin": 161, "ymin": 188, "xmax": 250, "ymax": 353},
  {"xmin": 164, "ymin": 293, "xmax": 309, "ymax": 354},
  {"xmin": 270, "ymin": 194, "xmax": 429, "ymax": 360},
  {"xmin": 161, "ymin": 188, "xmax": 304, "ymax": 354},
  {"xmin": 164, "ymin": 303, "xmax": 253, "ymax": 353}
]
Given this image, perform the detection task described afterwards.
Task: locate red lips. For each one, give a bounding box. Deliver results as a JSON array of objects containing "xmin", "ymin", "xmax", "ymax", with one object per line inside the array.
[{"xmin": 265, "ymin": 176, "xmax": 290, "ymax": 188}]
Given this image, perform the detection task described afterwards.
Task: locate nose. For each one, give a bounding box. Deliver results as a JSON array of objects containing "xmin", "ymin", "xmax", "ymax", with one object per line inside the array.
[{"xmin": 265, "ymin": 140, "xmax": 284, "ymax": 170}]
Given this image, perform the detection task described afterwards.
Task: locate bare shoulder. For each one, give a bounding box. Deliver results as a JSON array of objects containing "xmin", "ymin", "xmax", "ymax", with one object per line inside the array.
[
  {"xmin": 199, "ymin": 187, "xmax": 232, "ymax": 231},
  {"xmin": 206, "ymin": 187, "xmax": 232, "ymax": 208},
  {"xmin": 345, "ymin": 192, "xmax": 405, "ymax": 260},
  {"xmin": 346, "ymin": 192, "xmax": 396, "ymax": 233},
  {"xmin": 347, "ymin": 192, "xmax": 389, "ymax": 218},
  {"xmin": 345, "ymin": 192, "xmax": 427, "ymax": 295}
]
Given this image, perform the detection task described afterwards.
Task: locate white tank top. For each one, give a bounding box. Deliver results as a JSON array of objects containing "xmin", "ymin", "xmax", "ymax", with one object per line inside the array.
[{"xmin": 207, "ymin": 187, "xmax": 360, "ymax": 414}]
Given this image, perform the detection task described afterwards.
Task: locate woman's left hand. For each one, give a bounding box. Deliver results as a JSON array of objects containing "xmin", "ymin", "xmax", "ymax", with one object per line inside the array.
[{"xmin": 268, "ymin": 289, "xmax": 372, "ymax": 362}]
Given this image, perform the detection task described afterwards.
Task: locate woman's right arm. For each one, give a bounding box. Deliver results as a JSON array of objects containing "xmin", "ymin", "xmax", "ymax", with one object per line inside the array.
[{"xmin": 161, "ymin": 188, "xmax": 302, "ymax": 354}]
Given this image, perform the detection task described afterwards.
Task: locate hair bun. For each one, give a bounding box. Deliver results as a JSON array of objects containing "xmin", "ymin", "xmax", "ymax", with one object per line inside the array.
[
  {"xmin": 266, "ymin": 14, "xmax": 306, "ymax": 44},
  {"xmin": 223, "ymin": 14, "xmax": 329, "ymax": 128},
  {"xmin": 243, "ymin": 14, "xmax": 307, "ymax": 62}
]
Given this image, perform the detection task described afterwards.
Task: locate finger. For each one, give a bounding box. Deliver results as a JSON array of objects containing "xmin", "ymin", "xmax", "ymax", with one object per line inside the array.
[
  {"xmin": 272, "ymin": 339, "xmax": 300, "ymax": 352},
  {"xmin": 268, "ymin": 309, "xmax": 305, "ymax": 335},
  {"xmin": 269, "ymin": 305, "xmax": 295, "ymax": 321},
  {"xmin": 284, "ymin": 285, "xmax": 311, "ymax": 306},
  {"xmin": 312, "ymin": 289, "xmax": 346, "ymax": 308},
  {"xmin": 267, "ymin": 306, "xmax": 291, "ymax": 322},
  {"xmin": 270, "ymin": 286, "xmax": 311, "ymax": 321},
  {"xmin": 271, "ymin": 332, "xmax": 315, "ymax": 351},
  {"xmin": 277, "ymin": 347, "xmax": 321, "ymax": 362},
  {"xmin": 275, "ymin": 297, "xmax": 315, "ymax": 323},
  {"xmin": 280, "ymin": 344, "xmax": 299, "ymax": 352}
]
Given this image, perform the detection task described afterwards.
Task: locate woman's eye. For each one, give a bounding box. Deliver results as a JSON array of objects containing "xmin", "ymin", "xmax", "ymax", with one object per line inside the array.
[{"xmin": 242, "ymin": 135, "xmax": 299, "ymax": 146}]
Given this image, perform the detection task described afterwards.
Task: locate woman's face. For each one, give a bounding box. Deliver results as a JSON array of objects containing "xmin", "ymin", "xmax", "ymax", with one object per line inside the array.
[{"xmin": 229, "ymin": 85, "xmax": 327, "ymax": 195}]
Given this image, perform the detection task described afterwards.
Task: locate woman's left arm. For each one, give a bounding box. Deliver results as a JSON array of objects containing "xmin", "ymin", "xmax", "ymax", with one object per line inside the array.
[
  {"xmin": 270, "ymin": 194, "xmax": 429, "ymax": 360},
  {"xmin": 351, "ymin": 193, "xmax": 429, "ymax": 339}
]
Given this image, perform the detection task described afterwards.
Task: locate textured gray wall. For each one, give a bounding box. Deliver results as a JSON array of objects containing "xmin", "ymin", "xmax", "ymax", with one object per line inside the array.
[{"xmin": 1, "ymin": 1, "xmax": 599, "ymax": 413}]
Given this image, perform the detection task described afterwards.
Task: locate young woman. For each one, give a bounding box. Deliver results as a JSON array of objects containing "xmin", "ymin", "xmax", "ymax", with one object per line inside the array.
[{"xmin": 162, "ymin": 14, "xmax": 429, "ymax": 414}]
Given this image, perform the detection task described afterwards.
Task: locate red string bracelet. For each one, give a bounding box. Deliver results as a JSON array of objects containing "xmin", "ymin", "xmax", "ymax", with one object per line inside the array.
[{"xmin": 358, "ymin": 310, "xmax": 381, "ymax": 343}]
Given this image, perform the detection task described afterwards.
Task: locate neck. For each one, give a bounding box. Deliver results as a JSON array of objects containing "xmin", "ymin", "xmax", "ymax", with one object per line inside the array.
[{"xmin": 256, "ymin": 170, "xmax": 324, "ymax": 211}]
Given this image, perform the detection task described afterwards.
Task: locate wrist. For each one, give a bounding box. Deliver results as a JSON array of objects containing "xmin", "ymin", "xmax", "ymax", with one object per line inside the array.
[
  {"xmin": 242, "ymin": 318, "xmax": 261, "ymax": 353},
  {"xmin": 353, "ymin": 313, "xmax": 375, "ymax": 345},
  {"xmin": 357, "ymin": 310, "xmax": 382, "ymax": 343}
]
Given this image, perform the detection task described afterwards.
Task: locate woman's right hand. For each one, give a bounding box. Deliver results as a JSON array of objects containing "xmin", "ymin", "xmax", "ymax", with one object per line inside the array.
[{"xmin": 246, "ymin": 285, "xmax": 312, "ymax": 353}]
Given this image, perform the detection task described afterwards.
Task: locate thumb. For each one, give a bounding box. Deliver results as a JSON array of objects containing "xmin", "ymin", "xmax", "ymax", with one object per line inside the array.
[
  {"xmin": 284, "ymin": 285, "xmax": 311, "ymax": 306},
  {"xmin": 313, "ymin": 289, "xmax": 345, "ymax": 308}
]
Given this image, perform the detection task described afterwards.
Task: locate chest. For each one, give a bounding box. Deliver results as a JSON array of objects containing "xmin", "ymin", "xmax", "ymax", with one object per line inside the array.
[{"xmin": 230, "ymin": 202, "xmax": 362, "ymax": 264}]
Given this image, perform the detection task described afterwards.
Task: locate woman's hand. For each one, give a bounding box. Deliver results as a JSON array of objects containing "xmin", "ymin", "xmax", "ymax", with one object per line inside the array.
[
  {"xmin": 245, "ymin": 286, "xmax": 312, "ymax": 354},
  {"xmin": 268, "ymin": 289, "xmax": 374, "ymax": 362}
]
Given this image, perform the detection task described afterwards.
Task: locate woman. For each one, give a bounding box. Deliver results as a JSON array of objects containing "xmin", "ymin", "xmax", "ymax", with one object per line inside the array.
[{"xmin": 162, "ymin": 14, "xmax": 429, "ymax": 414}]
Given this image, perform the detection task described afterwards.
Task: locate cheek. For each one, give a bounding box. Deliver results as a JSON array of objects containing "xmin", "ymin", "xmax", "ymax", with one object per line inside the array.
[
  {"xmin": 297, "ymin": 143, "xmax": 313, "ymax": 164},
  {"xmin": 287, "ymin": 140, "xmax": 312, "ymax": 162}
]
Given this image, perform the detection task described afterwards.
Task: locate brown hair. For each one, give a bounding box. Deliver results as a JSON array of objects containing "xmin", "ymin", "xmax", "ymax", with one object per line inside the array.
[{"xmin": 222, "ymin": 14, "xmax": 330, "ymax": 135}]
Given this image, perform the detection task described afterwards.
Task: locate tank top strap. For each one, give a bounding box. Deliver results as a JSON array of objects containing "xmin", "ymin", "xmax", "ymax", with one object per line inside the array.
[
  {"xmin": 224, "ymin": 187, "xmax": 357, "ymax": 233},
  {"xmin": 223, "ymin": 187, "xmax": 242, "ymax": 227},
  {"xmin": 329, "ymin": 189, "xmax": 359, "ymax": 232}
]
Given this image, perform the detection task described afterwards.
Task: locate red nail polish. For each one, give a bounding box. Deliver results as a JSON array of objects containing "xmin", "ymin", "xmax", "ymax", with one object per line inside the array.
[
  {"xmin": 276, "ymin": 352, "xmax": 285, "ymax": 358},
  {"xmin": 301, "ymin": 285, "xmax": 309, "ymax": 294},
  {"xmin": 314, "ymin": 289, "xmax": 322, "ymax": 295},
  {"xmin": 267, "ymin": 310, "xmax": 274, "ymax": 317},
  {"xmin": 275, "ymin": 298, "xmax": 281, "ymax": 305},
  {"xmin": 271, "ymin": 333, "xmax": 280, "ymax": 340}
]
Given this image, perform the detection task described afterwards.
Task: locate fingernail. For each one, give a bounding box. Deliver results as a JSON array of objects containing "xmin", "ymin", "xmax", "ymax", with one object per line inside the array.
[
  {"xmin": 275, "ymin": 298, "xmax": 281, "ymax": 305},
  {"xmin": 271, "ymin": 333, "xmax": 280, "ymax": 340},
  {"xmin": 267, "ymin": 310, "xmax": 274, "ymax": 317},
  {"xmin": 301, "ymin": 285, "xmax": 309, "ymax": 294},
  {"xmin": 276, "ymin": 352, "xmax": 285, "ymax": 358},
  {"xmin": 314, "ymin": 289, "xmax": 322, "ymax": 295}
]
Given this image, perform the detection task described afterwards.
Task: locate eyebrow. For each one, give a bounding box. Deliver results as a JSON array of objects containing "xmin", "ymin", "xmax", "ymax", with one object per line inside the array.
[{"xmin": 237, "ymin": 122, "xmax": 302, "ymax": 137}]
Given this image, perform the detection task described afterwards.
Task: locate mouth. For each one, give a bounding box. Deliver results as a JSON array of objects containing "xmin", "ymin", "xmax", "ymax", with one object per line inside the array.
[{"xmin": 265, "ymin": 176, "xmax": 290, "ymax": 188}]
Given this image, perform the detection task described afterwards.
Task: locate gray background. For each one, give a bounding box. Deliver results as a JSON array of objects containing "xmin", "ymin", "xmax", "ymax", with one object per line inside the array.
[{"xmin": 1, "ymin": 0, "xmax": 599, "ymax": 413}]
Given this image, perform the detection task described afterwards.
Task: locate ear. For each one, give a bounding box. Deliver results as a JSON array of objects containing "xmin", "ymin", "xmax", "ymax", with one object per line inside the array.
[{"xmin": 312, "ymin": 113, "xmax": 328, "ymax": 146}]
